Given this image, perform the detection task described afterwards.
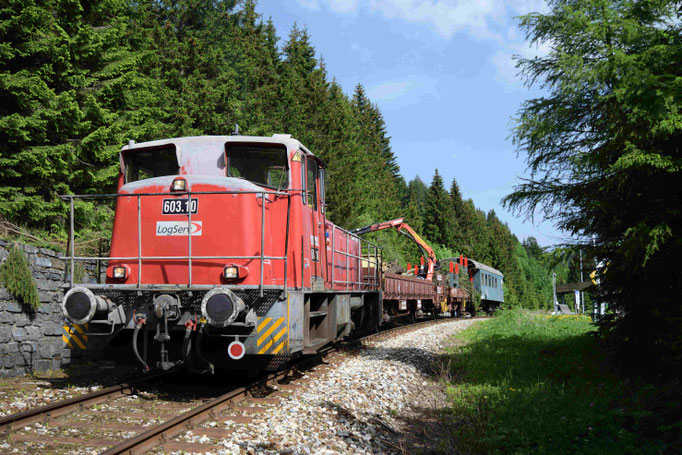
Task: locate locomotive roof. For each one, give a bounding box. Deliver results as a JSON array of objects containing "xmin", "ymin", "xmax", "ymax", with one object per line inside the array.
[
  {"xmin": 119, "ymin": 134, "xmax": 322, "ymax": 171},
  {"xmin": 468, "ymin": 259, "xmax": 504, "ymax": 277}
]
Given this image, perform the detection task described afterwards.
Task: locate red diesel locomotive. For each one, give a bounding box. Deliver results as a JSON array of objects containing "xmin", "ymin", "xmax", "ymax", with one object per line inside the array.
[{"xmin": 61, "ymin": 133, "xmax": 385, "ymax": 372}]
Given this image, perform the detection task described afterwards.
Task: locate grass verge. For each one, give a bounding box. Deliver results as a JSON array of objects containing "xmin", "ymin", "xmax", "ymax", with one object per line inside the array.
[{"xmin": 440, "ymin": 309, "xmax": 680, "ymax": 454}]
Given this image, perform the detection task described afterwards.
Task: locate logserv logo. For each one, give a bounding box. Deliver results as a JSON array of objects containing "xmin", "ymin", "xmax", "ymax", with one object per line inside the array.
[{"xmin": 156, "ymin": 221, "xmax": 203, "ymax": 236}]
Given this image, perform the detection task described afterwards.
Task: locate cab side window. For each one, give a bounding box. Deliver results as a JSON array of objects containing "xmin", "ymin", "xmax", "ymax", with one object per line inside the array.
[
  {"xmin": 299, "ymin": 154, "xmax": 307, "ymax": 206},
  {"xmin": 319, "ymin": 168, "xmax": 326, "ymax": 214},
  {"xmin": 307, "ymin": 157, "xmax": 318, "ymax": 211}
]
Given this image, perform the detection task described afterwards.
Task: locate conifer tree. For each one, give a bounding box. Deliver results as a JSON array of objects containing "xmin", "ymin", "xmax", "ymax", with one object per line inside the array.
[
  {"xmin": 424, "ymin": 169, "xmax": 456, "ymax": 247},
  {"xmin": 506, "ymin": 0, "xmax": 682, "ymax": 374},
  {"xmin": 0, "ymin": 0, "xmax": 160, "ymax": 230}
]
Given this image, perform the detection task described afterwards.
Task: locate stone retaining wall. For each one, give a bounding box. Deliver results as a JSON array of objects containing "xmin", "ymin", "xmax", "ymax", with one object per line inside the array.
[{"xmin": 0, "ymin": 240, "xmax": 91, "ymax": 377}]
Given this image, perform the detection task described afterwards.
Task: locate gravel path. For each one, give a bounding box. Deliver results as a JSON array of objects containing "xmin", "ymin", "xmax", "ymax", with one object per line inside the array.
[{"xmin": 204, "ymin": 318, "xmax": 479, "ymax": 455}]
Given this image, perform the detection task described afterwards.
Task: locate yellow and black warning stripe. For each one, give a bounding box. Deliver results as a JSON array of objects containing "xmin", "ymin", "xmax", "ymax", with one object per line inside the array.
[
  {"xmin": 62, "ymin": 323, "xmax": 88, "ymax": 350},
  {"xmin": 256, "ymin": 317, "xmax": 287, "ymax": 355}
]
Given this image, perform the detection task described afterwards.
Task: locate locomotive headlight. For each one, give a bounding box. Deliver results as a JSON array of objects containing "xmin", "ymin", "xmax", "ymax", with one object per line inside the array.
[
  {"xmin": 171, "ymin": 177, "xmax": 187, "ymax": 192},
  {"xmin": 222, "ymin": 265, "xmax": 248, "ymax": 280},
  {"xmin": 107, "ymin": 264, "xmax": 130, "ymax": 280},
  {"xmin": 224, "ymin": 266, "xmax": 238, "ymax": 279},
  {"xmin": 112, "ymin": 266, "xmax": 127, "ymax": 279},
  {"xmin": 200, "ymin": 287, "xmax": 246, "ymax": 328}
]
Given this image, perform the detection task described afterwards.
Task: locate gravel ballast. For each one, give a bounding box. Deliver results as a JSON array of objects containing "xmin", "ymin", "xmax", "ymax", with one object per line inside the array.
[{"xmin": 203, "ymin": 318, "xmax": 479, "ymax": 455}]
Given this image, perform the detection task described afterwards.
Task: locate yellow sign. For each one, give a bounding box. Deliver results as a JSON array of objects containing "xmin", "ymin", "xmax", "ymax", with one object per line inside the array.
[
  {"xmin": 63, "ymin": 323, "xmax": 88, "ymax": 350},
  {"xmin": 256, "ymin": 317, "xmax": 288, "ymax": 355},
  {"xmin": 292, "ymin": 151, "xmax": 301, "ymax": 162}
]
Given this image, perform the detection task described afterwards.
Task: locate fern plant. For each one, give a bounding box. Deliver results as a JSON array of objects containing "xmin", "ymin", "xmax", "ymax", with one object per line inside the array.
[{"xmin": 0, "ymin": 245, "xmax": 40, "ymax": 310}]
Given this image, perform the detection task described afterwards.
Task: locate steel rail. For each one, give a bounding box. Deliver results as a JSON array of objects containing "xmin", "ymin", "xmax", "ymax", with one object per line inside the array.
[
  {"xmin": 0, "ymin": 371, "xmax": 175, "ymax": 433},
  {"xmin": 100, "ymin": 318, "xmax": 456, "ymax": 455}
]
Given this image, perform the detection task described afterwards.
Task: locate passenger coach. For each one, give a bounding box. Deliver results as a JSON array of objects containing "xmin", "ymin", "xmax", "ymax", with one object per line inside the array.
[{"xmin": 469, "ymin": 259, "xmax": 504, "ymax": 313}]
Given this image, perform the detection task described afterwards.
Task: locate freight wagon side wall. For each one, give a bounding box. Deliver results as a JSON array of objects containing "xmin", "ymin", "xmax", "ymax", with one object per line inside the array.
[{"xmin": 382, "ymin": 273, "xmax": 433, "ymax": 301}]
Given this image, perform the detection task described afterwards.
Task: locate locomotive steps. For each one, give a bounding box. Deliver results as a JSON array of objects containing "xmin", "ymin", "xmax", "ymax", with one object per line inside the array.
[{"xmin": 0, "ymin": 318, "xmax": 479, "ymax": 454}]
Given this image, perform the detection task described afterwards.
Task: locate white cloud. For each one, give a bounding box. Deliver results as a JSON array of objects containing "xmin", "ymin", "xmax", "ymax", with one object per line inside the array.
[
  {"xmin": 295, "ymin": 0, "xmax": 321, "ymax": 10},
  {"xmin": 491, "ymin": 52, "xmax": 520, "ymax": 89},
  {"xmin": 296, "ymin": 0, "xmax": 548, "ymax": 41},
  {"xmin": 350, "ymin": 42, "xmax": 373, "ymax": 62},
  {"xmin": 490, "ymin": 35, "xmax": 551, "ymax": 91},
  {"xmin": 366, "ymin": 76, "xmax": 439, "ymax": 108},
  {"xmin": 295, "ymin": 1, "xmax": 552, "ymax": 90},
  {"xmin": 367, "ymin": 81, "xmax": 412, "ymax": 101},
  {"xmin": 328, "ymin": 0, "xmax": 360, "ymax": 13}
]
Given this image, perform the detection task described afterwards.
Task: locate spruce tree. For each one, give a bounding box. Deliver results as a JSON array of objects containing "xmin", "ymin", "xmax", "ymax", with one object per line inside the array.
[
  {"xmin": 424, "ymin": 169, "xmax": 456, "ymax": 248},
  {"xmin": 506, "ymin": 0, "xmax": 682, "ymax": 374}
]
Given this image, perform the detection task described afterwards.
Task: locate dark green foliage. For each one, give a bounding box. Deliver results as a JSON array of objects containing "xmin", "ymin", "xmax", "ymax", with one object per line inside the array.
[
  {"xmin": 0, "ymin": 0, "xmax": 557, "ymax": 306},
  {"xmin": 0, "ymin": 0, "xmax": 411, "ymax": 261},
  {"xmin": 0, "ymin": 0, "xmax": 163, "ymax": 233},
  {"xmin": 0, "ymin": 245, "xmax": 39, "ymax": 309},
  {"xmin": 505, "ymin": 0, "xmax": 682, "ymax": 377}
]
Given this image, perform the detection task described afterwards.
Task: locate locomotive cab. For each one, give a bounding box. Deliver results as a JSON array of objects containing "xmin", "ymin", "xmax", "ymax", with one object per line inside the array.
[{"xmin": 61, "ymin": 134, "xmax": 382, "ymax": 373}]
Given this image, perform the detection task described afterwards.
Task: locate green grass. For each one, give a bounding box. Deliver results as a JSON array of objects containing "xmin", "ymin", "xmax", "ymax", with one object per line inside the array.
[{"xmin": 442, "ymin": 309, "xmax": 680, "ymax": 454}]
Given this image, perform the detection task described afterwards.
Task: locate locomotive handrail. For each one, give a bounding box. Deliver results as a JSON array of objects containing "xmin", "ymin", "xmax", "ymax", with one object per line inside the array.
[
  {"xmin": 60, "ymin": 188, "xmax": 293, "ymax": 297},
  {"xmin": 328, "ymin": 223, "xmax": 381, "ymax": 291},
  {"xmin": 60, "ymin": 187, "xmax": 381, "ymax": 295}
]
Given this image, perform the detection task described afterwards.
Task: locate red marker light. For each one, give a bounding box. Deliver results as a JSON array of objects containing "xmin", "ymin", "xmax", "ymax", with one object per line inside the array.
[
  {"xmin": 464, "ymin": 257, "xmax": 468, "ymax": 268},
  {"xmin": 414, "ymin": 265, "xmax": 418, "ymax": 275},
  {"xmin": 420, "ymin": 256, "xmax": 424, "ymax": 266},
  {"xmin": 449, "ymin": 261, "xmax": 453, "ymax": 274},
  {"xmin": 407, "ymin": 262, "xmax": 411, "ymax": 271},
  {"xmin": 460, "ymin": 254, "xmax": 463, "ymax": 266},
  {"xmin": 455, "ymin": 263, "xmax": 459, "ymax": 274},
  {"xmin": 228, "ymin": 340, "xmax": 245, "ymax": 360}
]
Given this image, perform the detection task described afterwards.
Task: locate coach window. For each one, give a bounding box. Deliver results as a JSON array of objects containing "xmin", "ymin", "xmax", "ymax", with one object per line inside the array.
[{"xmin": 307, "ymin": 157, "xmax": 318, "ymax": 210}]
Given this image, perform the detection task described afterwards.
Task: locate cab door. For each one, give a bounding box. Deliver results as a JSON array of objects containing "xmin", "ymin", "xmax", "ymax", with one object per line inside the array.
[{"xmin": 302, "ymin": 155, "xmax": 324, "ymax": 287}]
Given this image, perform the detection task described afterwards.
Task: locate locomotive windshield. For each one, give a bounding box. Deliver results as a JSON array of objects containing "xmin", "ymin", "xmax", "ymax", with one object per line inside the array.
[
  {"xmin": 124, "ymin": 147, "xmax": 179, "ymax": 183},
  {"xmin": 226, "ymin": 144, "xmax": 289, "ymax": 189}
]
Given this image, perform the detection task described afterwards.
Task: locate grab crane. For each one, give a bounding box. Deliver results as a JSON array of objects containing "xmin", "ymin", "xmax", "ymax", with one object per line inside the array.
[{"xmin": 351, "ymin": 217, "xmax": 437, "ymax": 281}]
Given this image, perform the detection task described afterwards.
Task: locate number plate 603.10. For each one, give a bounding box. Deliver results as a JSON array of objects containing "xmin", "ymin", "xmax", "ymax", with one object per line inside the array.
[{"xmin": 162, "ymin": 198, "xmax": 198, "ymax": 215}]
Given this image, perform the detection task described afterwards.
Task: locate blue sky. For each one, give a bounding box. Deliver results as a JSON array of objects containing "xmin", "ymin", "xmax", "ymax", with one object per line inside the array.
[{"xmin": 256, "ymin": 0, "xmax": 565, "ymax": 247}]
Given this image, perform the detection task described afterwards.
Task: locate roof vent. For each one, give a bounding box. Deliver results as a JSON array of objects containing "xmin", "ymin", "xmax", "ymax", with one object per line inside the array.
[
  {"xmin": 272, "ymin": 134, "xmax": 292, "ymax": 139},
  {"xmin": 231, "ymin": 124, "xmax": 240, "ymax": 136},
  {"xmin": 128, "ymin": 139, "xmax": 135, "ymax": 146}
]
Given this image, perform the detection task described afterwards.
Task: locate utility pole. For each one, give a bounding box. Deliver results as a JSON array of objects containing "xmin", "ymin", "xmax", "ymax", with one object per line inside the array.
[
  {"xmin": 579, "ymin": 249, "xmax": 584, "ymax": 314},
  {"xmin": 552, "ymin": 272, "xmax": 558, "ymax": 314}
]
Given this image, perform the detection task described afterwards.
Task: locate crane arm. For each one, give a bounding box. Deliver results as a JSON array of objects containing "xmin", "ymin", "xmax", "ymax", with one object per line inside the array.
[{"xmin": 351, "ymin": 217, "xmax": 437, "ymax": 280}]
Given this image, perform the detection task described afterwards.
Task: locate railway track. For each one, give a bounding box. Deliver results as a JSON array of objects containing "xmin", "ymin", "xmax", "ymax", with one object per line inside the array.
[{"xmin": 0, "ymin": 318, "xmax": 459, "ymax": 455}]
